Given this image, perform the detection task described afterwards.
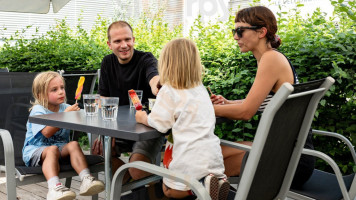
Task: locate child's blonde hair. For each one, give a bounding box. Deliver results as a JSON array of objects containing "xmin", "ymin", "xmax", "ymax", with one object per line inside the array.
[
  {"xmin": 158, "ymin": 38, "xmax": 203, "ymax": 89},
  {"xmin": 30, "ymin": 71, "xmax": 66, "ymax": 111}
]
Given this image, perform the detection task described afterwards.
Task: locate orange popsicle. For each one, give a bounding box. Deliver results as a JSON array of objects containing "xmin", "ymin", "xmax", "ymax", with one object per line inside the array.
[
  {"xmin": 128, "ymin": 89, "xmax": 143, "ymax": 110},
  {"xmin": 75, "ymin": 76, "xmax": 85, "ymax": 102}
]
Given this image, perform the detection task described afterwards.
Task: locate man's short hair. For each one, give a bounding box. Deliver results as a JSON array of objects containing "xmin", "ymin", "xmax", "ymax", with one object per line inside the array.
[{"xmin": 107, "ymin": 21, "xmax": 133, "ymax": 41}]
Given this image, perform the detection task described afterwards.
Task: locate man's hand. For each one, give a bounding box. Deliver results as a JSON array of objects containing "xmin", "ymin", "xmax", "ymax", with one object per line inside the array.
[
  {"xmin": 135, "ymin": 110, "xmax": 149, "ymax": 126},
  {"xmin": 64, "ymin": 103, "xmax": 80, "ymax": 112},
  {"xmin": 92, "ymin": 137, "xmax": 116, "ymax": 156},
  {"xmin": 149, "ymin": 75, "xmax": 160, "ymax": 96}
]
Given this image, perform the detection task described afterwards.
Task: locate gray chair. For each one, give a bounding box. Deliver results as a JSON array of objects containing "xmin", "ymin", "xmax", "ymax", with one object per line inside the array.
[
  {"xmin": 0, "ymin": 67, "xmax": 9, "ymax": 72},
  {"xmin": 0, "ymin": 72, "xmax": 104, "ymax": 200},
  {"xmin": 288, "ymin": 129, "xmax": 356, "ymax": 200},
  {"xmin": 108, "ymin": 77, "xmax": 334, "ymax": 199},
  {"xmin": 58, "ymin": 69, "xmax": 98, "ymax": 105},
  {"xmin": 58, "ymin": 69, "xmax": 99, "ymax": 144}
]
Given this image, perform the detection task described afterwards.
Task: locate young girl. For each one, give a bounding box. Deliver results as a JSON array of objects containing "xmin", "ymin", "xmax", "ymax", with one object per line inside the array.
[
  {"xmin": 22, "ymin": 71, "xmax": 104, "ymax": 200},
  {"xmin": 135, "ymin": 38, "xmax": 229, "ymax": 200}
]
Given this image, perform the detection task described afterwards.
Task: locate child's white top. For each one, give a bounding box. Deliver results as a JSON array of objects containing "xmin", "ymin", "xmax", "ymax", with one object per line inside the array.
[{"xmin": 148, "ymin": 84, "xmax": 226, "ymax": 191}]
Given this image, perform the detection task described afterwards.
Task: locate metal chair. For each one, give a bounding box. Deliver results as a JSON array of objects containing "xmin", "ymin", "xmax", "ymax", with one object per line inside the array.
[
  {"xmin": 58, "ymin": 69, "xmax": 98, "ymax": 105},
  {"xmin": 58, "ymin": 69, "xmax": 99, "ymax": 146},
  {"xmin": 0, "ymin": 72, "xmax": 104, "ymax": 200},
  {"xmin": 108, "ymin": 77, "xmax": 335, "ymax": 199},
  {"xmin": 288, "ymin": 129, "xmax": 356, "ymax": 200},
  {"xmin": 0, "ymin": 67, "xmax": 9, "ymax": 72}
]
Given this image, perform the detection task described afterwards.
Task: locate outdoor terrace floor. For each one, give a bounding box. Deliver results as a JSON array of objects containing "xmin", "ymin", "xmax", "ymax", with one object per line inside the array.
[{"xmin": 0, "ymin": 171, "xmax": 106, "ymax": 200}]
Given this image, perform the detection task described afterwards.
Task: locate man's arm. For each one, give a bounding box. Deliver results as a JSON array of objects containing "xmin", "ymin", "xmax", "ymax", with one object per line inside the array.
[{"xmin": 149, "ymin": 75, "xmax": 160, "ymax": 96}]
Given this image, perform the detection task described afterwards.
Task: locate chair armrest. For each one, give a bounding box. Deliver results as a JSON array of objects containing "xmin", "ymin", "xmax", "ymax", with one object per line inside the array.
[
  {"xmin": 302, "ymin": 148, "xmax": 351, "ymax": 200},
  {"xmin": 110, "ymin": 161, "xmax": 211, "ymax": 200},
  {"xmin": 312, "ymin": 129, "xmax": 356, "ymax": 164},
  {"xmin": 0, "ymin": 129, "xmax": 17, "ymax": 199},
  {"xmin": 0, "ymin": 129, "xmax": 15, "ymax": 169},
  {"xmin": 220, "ymin": 139, "xmax": 252, "ymax": 152}
]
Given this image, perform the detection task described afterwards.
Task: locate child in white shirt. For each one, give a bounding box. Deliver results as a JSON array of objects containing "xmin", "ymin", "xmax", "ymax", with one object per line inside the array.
[{"xmin": 135, "ymin": 38, "xmax": 229, "ymax": 200}]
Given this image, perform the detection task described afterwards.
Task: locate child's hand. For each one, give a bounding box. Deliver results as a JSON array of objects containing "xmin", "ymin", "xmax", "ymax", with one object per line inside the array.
[
  {"xmin": 135, "ymin": 110, "xmax": 149, "ymax": 126},
  {"xmin": 64, "ymin": 103, "xmax": 80, "ymax": 112},
  {"xmin": 211, "ymin": 94, "xmax": 226, "ymax": 105}
]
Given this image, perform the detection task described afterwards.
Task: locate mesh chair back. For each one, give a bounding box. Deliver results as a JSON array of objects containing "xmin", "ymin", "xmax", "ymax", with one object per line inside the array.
[
  {"xmin": 59, "ymin": 70, "xmax": 98, "ymax": 106},
  {"xmin": 0, "ymin": 72, "xmax": 38, "ymax": 166},
  {"xmin": 237, "ymin": 78, "xmax": 334, "ymax": 200}
]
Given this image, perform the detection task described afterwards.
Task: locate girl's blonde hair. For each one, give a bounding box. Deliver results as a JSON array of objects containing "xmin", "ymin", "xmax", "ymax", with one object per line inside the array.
[
  {"xmin": 30, "ymin": 71, "xmax": 65, "ymax": 111},
  {"xmin": 158, "ymin": 38, "xmax": 203, "ymax": 89}
]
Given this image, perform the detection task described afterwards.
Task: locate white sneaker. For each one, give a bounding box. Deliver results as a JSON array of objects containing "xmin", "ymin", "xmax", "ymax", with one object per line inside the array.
[
  {"xmin": 47, "ymin": 183, "xmax": 76, "ymax": 200},
  {"xmin": 79, "ymin": 175, "xmax": 105, "ymax": 196}
]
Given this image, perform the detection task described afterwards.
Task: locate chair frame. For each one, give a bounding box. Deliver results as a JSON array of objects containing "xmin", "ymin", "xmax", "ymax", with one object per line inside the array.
[
  {"xmin": 108, "ymin": 77, "xmax": 334, "ymax": 199},
  {"xmin": 0, "ymin": 71, "xmax": 103, "ymax": 200},
  {"xmin": 58, "ymin": 69, "xmax": 100, "ymax": 149},
  {"xmin": 287, "ymin": 129, "xmax": 356, "ymax": 200},
  {"xmin": 0, "ymin": 129, "xmax": 104, "ymax": 200},
  {"xmin": 58, "ymin": 69, "xmax": 98, "ymax": 96},
  {"xmin": 0, "ymin": 67, "xmax": 9, "ymax": 72},
  {"xmin": 222, "ymin": 77, "xmax": 334, "ymax": 199}
]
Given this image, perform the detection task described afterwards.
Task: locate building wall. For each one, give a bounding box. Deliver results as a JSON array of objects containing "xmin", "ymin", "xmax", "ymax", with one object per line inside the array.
[
  {"xmin": 120, "ymin": 0, "xmax": 184, "ymax": 28},
  {"xmin": 229, "ymin": 0, "xmax": 256, "ymax": 14},
  {"xmin": 0, "ymin": 0, "xmax": 118, "ymax": 40},
  {"xmin": 0, "ymin": 0, "xmax": 338, "ymax": 40}
]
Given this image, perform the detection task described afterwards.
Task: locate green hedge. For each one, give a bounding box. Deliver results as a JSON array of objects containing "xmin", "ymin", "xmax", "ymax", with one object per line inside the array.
[
  {"xmin": 190, "ymin": 3, "xmax": 356, "ymax": 174},
  {"xmin": 0, "ymin": 2, "xmax": 355, "ymax": 174}
]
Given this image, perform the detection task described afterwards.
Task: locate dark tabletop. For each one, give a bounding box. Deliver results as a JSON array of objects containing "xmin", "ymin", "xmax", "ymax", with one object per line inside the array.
[{"xmin": 29, "ymin": 105, "xmax": 161, "ymax": 141}]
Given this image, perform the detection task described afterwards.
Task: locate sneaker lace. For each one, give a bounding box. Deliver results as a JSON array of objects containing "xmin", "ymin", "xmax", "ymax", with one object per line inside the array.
[
  {"xmin": 83, "ymin": 175, "xmax": 95, "ymax": 182},
  {"xmin": 54, "ymin": 184, "xmax": 69, "ymax": 192}
]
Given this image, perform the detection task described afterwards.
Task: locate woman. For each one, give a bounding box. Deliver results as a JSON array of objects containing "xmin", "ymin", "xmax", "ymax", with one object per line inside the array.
[{"xmin": 211, "ymin": 6, "xmax": 314, "ymax": 189}]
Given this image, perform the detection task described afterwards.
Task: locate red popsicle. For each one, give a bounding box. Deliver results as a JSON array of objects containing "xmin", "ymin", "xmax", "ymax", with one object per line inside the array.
[{"xmin": 128, "ymin": 89, "xmax": 143, "ymax": 110}]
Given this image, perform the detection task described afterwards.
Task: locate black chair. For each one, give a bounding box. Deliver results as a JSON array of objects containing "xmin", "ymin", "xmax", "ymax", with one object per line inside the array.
[
  {"xmin": 108, "ymin": 77, "xmax": 335, "ymax": 199},
  {"xmin": 288, "ymin": 129, "xmax": 356, "ymax": 200},
  {"xmin": 58, "ymin": 69, "xmax": 99, "ymax": 106},
  {"xmin": 0, "ymin": 72, "xmax": 104, "ymax": 200}
]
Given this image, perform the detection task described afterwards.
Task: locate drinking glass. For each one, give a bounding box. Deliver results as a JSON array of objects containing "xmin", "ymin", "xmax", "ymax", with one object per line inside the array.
[
  {"xmin": 83, "ymin": 94, "xmax": 100, "ymax": 116},
  {"xmin": 100, "ymin": 97, "xmax": 119, "ymax": 121},
  {"xmin": 148, "ymin": 98, "xmax": 156, "ymax": 111},
  {"xmin": 128, "ymin": 90, "xmax": 143, "ymax": 109}
]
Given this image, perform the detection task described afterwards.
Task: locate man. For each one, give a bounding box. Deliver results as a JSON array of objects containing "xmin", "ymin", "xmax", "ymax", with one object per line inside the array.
[{"xmin": 93, "ymin": 21, "xmax": 163, "ymax": 181}]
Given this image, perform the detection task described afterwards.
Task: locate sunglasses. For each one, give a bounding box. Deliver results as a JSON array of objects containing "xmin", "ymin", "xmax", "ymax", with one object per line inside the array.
[{"xmin": 232, "ymin": 26, "xmax": 262, "ymax": 38}]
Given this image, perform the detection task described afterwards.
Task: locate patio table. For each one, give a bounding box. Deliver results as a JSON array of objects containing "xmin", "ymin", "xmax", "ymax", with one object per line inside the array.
[
  {"xmin": 29, "ymin": 105, "xmax": 161, "ymax": 200},
  {"xmin": 28, "ymin": 104, "xmax": 229, "ymax": 199}
]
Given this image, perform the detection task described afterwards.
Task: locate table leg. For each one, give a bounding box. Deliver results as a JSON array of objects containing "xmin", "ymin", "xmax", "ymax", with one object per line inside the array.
[{"xmin": 104, "ymin": 136, "xmax": 112, "ymax": 200}]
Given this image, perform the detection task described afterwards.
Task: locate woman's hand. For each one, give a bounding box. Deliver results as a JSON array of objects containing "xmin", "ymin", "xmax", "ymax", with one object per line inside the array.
[
  {"xmin": 64, "ymin": 103, "xmax": 80, "ymax": 112},
  {"xmin": 135, "ymin": 110, "xmax": 149, "ymax": 126},
  {"xmin": 211, "ymin": 94, "xmax": 226, "ymax": 105}
]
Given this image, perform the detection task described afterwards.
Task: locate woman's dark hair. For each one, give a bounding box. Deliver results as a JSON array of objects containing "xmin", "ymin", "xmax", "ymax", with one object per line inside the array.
[{"xmin": 235, "ymin": 6, "xmax": 281, "ymax": 48}]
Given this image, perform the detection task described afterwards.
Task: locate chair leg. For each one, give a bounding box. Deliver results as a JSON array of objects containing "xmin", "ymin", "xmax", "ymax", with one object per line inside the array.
[
  {"xmin": 1, "ymin": 129, "xmax": 17, "ymax": 200},
  {"xmin": 92, "ymin": 173, "xmax": 99, "ymax": 200},
  {"xmin": 65, "ymin": 177, "xmax": 72, "ymax": 188},
  {"xmin": 5, "ymin": 170, "xmax": 17, "ymax": 200}
]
